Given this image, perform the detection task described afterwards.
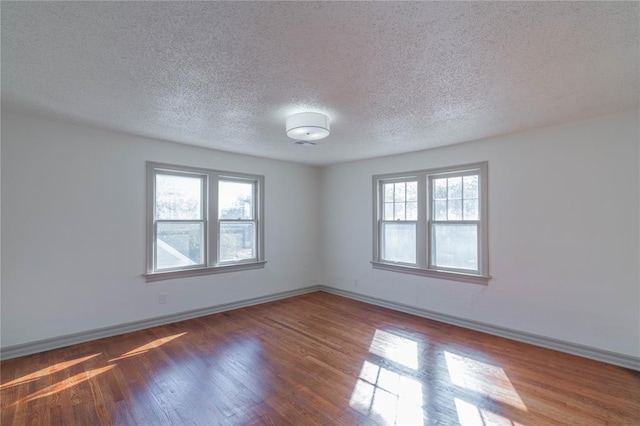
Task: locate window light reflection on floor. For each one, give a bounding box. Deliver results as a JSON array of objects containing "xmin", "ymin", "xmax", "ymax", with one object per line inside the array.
[
  {"xmin": 351, "ymin": 329, "xmax": 425, "ymax": 424},
  {"xmin": 108, "ymin": 332, "xmax": 187, "ymax": 362},
  {"xmin": 455, "ymin": 397, "xmax": 525, "ymax": 426},
  {"xmin": 14, "ymin": 365, "xmax": 116, "ymax": 405},
  {"xmin": 349, "ymin": 360, "xmax": 425, "ymax": 425},
  {"xmin": 0, "ymin": 353, "xmax": 101, "ymax": 390},
  {"xmin": 445, "ymin": 351, "xmax": 527, "ymax": 411},
  {"xmin": 368, "ymin": 329, "xmax": 419, "ymax": 370}
]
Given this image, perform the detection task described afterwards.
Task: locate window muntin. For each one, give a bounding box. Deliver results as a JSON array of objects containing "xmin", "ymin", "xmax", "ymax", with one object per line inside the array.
[
  {"xmin": 373, "ymin": 163, "xmax": 488, "ymax": 283},
  {"xmin": 146, "ymin": 163, "xmax": 264, "ymax": 280}
]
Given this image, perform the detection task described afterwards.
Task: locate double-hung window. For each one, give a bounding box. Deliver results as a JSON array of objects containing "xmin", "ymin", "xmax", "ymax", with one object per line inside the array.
[
  {"xmin": 380, "ymin": 179, "xmax": 418, "ymax": 264},
  {"xmin": 373, "ymin": 162, "xmax": 489, "ymax": 284},
  {"xmin": 146, "ymin": 162, "xmax": 265, "ymax": 281}
]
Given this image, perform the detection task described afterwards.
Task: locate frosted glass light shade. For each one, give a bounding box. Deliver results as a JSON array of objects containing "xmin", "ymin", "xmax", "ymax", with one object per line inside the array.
[{"xmin": 286, "ymin": 112, "xmax": 330, "ymax": 141}]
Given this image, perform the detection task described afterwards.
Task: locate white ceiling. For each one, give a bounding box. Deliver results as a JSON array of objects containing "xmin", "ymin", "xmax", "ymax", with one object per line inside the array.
[{"xmin": 2, "ymin": 2, "xmax": 638, "ymax": 166}]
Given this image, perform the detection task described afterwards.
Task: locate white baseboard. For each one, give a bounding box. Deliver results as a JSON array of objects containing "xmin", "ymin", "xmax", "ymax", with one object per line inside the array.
[
  {"xmin": 3, "ymin": 284, "xmax": 638, "ymax": 372},
  {"xmin": 320, "ymin": 286, "xmax": 640, "ymax": 371},
  {"xmin": 0, "ymin": 285, "xmax": 322, "ymax": 360}
]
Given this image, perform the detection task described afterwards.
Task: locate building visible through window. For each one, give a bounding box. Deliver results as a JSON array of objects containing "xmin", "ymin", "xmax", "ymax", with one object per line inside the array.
[{"xmin": 146, "ymin": 162, "xmax": 265, "ymax": 281}]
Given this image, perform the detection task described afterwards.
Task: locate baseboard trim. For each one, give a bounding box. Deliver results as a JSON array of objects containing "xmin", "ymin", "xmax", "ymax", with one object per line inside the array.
[
  {"xmin": 319, "ymin": 286, "xmax": 640, "ymax": 371},
  {"xmin": 3, "ymin": 284, "xmax": 638, "ymax": 371},
  {"xmin": 0, "ymin": 285, "xmax": 322, "ymax": 360}
]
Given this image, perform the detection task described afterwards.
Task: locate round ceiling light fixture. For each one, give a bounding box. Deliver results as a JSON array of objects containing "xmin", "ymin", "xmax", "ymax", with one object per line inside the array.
[{"xmin": 286, "ymin": 112, "xmax": 330, "ymax": 141}]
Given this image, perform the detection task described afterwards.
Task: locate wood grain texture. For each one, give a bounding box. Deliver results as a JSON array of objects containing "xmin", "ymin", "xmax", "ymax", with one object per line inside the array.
[{"xmin": 1, "ymin": 292, "xmax": 639, "ymax": 425}]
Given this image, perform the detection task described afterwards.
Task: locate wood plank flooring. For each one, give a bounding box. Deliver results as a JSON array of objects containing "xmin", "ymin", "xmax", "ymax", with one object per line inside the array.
[{"xmin": 1, "ymin": 292, "xmax": 639, "ymax": 425}]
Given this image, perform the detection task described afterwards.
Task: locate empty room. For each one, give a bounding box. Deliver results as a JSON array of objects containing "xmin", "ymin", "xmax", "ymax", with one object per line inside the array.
[{"xmin": 1, "ymin": 1, "xmax": 639, "ymax": 425}]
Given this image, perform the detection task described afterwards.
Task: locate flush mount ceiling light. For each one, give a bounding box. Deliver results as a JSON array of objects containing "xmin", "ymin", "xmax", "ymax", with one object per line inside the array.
[{"xmin": 286, "ymin": 112, "xmax": 330, "ymax": 141}]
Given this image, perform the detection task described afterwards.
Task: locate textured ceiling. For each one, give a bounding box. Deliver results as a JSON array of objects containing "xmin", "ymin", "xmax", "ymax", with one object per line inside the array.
[{"xmin": 2, "ymin": 2, "xmax": 639, "ymax": 166}]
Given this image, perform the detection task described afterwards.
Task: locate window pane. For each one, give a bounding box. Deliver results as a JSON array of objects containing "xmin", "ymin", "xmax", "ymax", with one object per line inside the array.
[
  {"xmin": 156, "ymin": 174, "xmax": 203, "ymax": 220},
  {"xmin": 463, "ymin": 175, "xmax": 478, "ymax": 198},
  {"xmin": 406, "ymin": 202, "xmax": 417, "ymax": 220},
  {"xmin": 406, "ymin": 181, "xmax": 418, "ymax": 202},
  {"xmin": 432, "ymin": 224, "xmax": 478, "ymax": 271},
  {"xmin": 394, "ymin": 182, "xmax": 406, "ymax": 202},
  {"xmin": 394, "ymin": 202, "xmax": 405, "ymax": 221},
  {"xmin": 433, "ymin": 178, "xmax": 447, "ymax": 200},
  {"xmin": 448, "ymin": 177, "xmax": 462, "ymax": 199},
  {"xmin": 220, "ymin": 222, "xmax": 255, "ymax": 262},
  {"xmin": 384, "ymin": 202, "xmax": 394, "ymax": 220},
  {"xmin": 463, "ymin": 199, "xmax": 479, "ymax": 220},
  {"xmin": 219, "ymin": 181, "xmax": 254, "ymax": 220},
  {"xmin": 382, "ymin": 223, "xmax": 416, "ymax": 264},
  {"xmin": 156, "ymin": 223, "xmax": 204, "ymax": 269},
  {"xmin": 448, "ymin": 199, "xmax": 462, "ymax": 220},
  {"xmin": 384, "ymin": 183, "xmax": 394, "ymax": 203},
  {"xmin": 434, "ymin": 200, "xmax": 447, "ymax": 220}
]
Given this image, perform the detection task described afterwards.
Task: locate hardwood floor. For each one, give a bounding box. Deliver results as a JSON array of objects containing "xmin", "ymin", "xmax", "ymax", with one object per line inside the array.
[{"xmin": 1, "ymin": 292, "xmax": 639, "ymax": 425}]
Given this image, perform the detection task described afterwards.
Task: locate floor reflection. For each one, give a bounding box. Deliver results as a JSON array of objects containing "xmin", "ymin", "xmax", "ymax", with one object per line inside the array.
[
  {"xmin": 350, "ymin": 329, "xmax": 528, "ymax": 425},
  {"xmin": 109, "ymin": 332, "xmax": 187, "ymax": 361},
  {"xmin": 455, "ymin": 397, "xmax": 525, "ymax": 426},
  {"xmin": 445, "ymin": 351, "xmax": 527, "ymax": 411},
  {"xmin": 15, "ymin": 365, "xmax": 116, "ymax": 404},
  {"xmin": 0, "ymin": 353, "xmax": 100, "ymax": 390}
]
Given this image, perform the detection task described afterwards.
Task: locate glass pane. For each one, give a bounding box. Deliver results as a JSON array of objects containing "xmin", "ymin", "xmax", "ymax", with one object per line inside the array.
[
  {"xmin": 384, "ymin": 203, "xmax": 394, "ymax": 220},
  {"xmin": 463, "ymin": 199, "xmax": 479, "ymax": 220},
  {"xmin": 219, "ymin": 181, "xmax": 254, "ymax": 220},
  {"xmin": 382, "ymin": 223, "xmax": 416, "ymax": 264},
  {"xmin": 432, "ymin": 224, "xmax": 478, "ymax": 271},
  {"xmin": 448, "ymin": 199, "xmax": 462, "ymax": 220},
  {"xmin": 448, "ymin": 177, "xmax": 462, "ymax": 199},
  {"xmin": 406, "ymin": 202, "xmax": 417, "ymax": 220},
  {"xmin": 156, "ymin": 174, "xmax": 203, "ymax": 220},
  {"xmin": 384, "ymin": 183, "xmax": 394, "ymax": 203},
  {"xmin": 463, "ymin": 175, "xmax": 478, "ymax": 199},
  {"xmin": 433, "ymin": 178, "xmax": 447, "ymax": 200},
  {"xmin": 394, "ymin": 202, "xmax": 405, "ymax": 221},
  {"xmin": 434, "ymin": 200, "xmax": 447, "ymax": 220},
  {"xmin": 156, "ymin": 223, "xmax": 204, "ymax": 269},
  {"xmin": 406, "ymin": 181, "xmax": 418, "ymax": 202},
  {"xmin": 220, "ymin": 222, "xmax": 255, "ymax": 262},
  {"xmin": 394, "ymin": 182, "xmax": 406, "ymax": 202}
]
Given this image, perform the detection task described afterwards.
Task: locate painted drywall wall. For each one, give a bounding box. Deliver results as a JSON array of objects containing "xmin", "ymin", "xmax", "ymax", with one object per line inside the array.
[
  {"xmin": 1, "ymin": 112, "xmax": 322, "ymax": 347},
  {"xmin": 321, "ymin": 109, "xmax": 640, "ymax": 357}
]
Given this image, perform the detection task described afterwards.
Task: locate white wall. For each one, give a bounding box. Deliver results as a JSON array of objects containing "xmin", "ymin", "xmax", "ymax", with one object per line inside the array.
[
  {"xmin": 321, "ymin": 109, "xmax": 640, "ymax": 357},
  {"xmin": 1, "ymin": 112, "xmax": 322, "ymax": 347},
  {"xmin": 3, "ymin": 109, "xmax": 639, "ymax": 360}
]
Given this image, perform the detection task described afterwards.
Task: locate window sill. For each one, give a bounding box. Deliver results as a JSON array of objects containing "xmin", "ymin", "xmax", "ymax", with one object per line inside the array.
[
  {"xmin": 371, "ymin": 261, "xmax": 490, "ymax": 285},
  {"xmin": 144, "ymin": 261, "xmax": 267, "ymax": 282}
]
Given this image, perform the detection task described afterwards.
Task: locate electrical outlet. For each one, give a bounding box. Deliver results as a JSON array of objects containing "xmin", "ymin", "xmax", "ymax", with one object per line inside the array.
[{"xmin": 159, "ymin": 293, "xmax": 167, "ymax": 304}]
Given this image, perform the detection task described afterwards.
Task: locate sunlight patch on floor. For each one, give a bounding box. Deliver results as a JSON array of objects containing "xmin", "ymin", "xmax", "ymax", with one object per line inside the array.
[
  {"xmin": 351, "ymin": 329, "xmax": 424, "ymax": 425},
  {"xmin": 445, "ymin": 351, "xmax": 527, "ymax": 411},
  {"xmin": 109, "ymin": 332, "xmax": 187, "ymax": 361},
  {"xmin": 0, "ymin": 353, "xmax": 101, "ymax": 390},
  {"xmin": 369, "ymin": 329, "xmax": 419, "ymax": 370},
  {"xmin": 14, "ymin": 365, "xmax": 116, "ymax": 405},
  {"xmin": 455, "ymin": 397, "xmax": 525, "ymax": 426}
]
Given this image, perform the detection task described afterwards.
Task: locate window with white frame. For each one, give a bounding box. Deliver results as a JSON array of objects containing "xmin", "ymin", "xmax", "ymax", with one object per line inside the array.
[
  {"xmin": 372, "ymin": 162, "xmax": 489, "ymax": 284},
  {"xmin": 146, "ymin": 162, "xmax": 265, "ymax": 281}
]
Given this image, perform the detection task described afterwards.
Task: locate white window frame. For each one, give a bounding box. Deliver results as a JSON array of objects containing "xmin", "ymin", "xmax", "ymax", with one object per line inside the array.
[
  {"xmin": 372, "ymin": 162, "xmax": 489, "ymax": 285},
  {"xmin": 145, "ymin": 162, "xmax": 265, "ymax": 282}
]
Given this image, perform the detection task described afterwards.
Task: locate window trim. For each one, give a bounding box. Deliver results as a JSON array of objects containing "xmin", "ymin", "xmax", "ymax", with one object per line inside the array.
[
  {"xmin": 372, "ymin": 162, "xmax": 490, "ymax": 285},
  {"xmin": 145, "ymin": 162, "xmax": 265, "ymax": 282}
]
